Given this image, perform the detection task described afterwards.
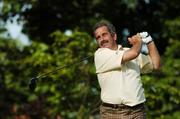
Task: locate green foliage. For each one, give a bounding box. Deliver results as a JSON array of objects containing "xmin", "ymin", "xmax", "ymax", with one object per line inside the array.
[
  {"xmin": 1, "ymin": 30, "xmax": 179, "ymax": 118},
  {"xmin": 0, "ymin": 0, "xmax": 180, "ymax": 118},
  {"xmin": 141, "ymin": 13, "xmax": 180, "ymax": 119},
  {"xmin": 163, "ymin": 17, "xmax": 180, "ymax": 39},
  {"xmin": 0, "ymin": 30, "xmax": 99, "ymax": 118},
  {"xmin": 0, "ymin": 38, "xmax": 29, "ymax": 118},
  {"xmin": 42, "ymin": 30, "xmax": 98, "ymax": 118},
  {"xmin": 142, "ymin": 40, "xmax": 180, "ymax": 119},
  {"xmin": 2, "ymin": 0, "xmax": 180, "ymax": 54}
]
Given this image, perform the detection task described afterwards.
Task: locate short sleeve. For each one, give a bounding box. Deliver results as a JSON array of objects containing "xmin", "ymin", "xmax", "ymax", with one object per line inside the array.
[
  {"xmin": 94, "ymin": 48, "xmax": 124, "ymax": 73},
  {"xmin": 138, "ymin": 53, "xmax": 153, "ymax": 74}
]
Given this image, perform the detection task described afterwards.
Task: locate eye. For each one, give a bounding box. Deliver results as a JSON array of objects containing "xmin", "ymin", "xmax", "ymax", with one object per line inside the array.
[
  {"xmin": 96, "ymin": 36, "xmax": 100, "ymax": 40},
  {"xmin": 102, "ymin": 32, "xmax": 108, "ymax": 37}
]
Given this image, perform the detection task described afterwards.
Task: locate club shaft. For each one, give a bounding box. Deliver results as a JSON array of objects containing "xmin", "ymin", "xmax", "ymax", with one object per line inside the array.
[{"xmin": 36, "ymin": 55, "xmax": 93, "ymax": 79}]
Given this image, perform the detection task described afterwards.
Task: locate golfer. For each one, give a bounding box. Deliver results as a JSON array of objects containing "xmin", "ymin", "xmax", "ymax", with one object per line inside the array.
[{"xmin": 93, "ymin": 20, "xmax": 160, "ymax": 119}]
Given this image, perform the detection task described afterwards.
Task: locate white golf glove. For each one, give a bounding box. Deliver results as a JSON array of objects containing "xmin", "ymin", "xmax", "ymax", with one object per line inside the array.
[
  {"xmin": 141, "ymin": 43, "xmax": 149, "ymax": 55},
  {"xmin": 139, "ymin": 32, "xmax": 153, "ymax": 44}
]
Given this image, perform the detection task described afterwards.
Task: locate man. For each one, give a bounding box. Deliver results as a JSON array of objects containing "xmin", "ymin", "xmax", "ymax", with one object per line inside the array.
[{"xmin": 93, "ymin": 20, "xmax": 160, "ymax": 119}]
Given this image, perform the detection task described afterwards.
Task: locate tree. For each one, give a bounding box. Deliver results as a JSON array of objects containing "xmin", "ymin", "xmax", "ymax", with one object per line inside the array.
[
  {"xmin": 0, "ymin": 0, "xmax": 180, "ymax": 118},
  {"xmin": 2, "ymin": 0, "xmax": 180, "ymax": 54},
  {"xmin": 0, "ymin": 30, "xmax": 99, "ymax": 118},
  {"xmin": 142, "ymin": 16, "xmax": 180, "ymax": 118}
]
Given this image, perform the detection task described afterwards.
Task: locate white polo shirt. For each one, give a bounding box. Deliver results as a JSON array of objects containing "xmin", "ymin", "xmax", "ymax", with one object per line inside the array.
[{"xmin": 94, "ymin": 45, "xmax": 153, "ymax": 106}]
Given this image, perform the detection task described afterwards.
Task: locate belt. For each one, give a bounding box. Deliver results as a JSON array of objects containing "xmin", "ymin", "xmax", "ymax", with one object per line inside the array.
[{"xmin": 102, "ymin": 102, "xmax": 144, "ymax": 109}]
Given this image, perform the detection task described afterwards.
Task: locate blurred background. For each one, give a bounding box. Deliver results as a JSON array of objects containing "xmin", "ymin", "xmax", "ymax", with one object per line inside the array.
[{"xmin": 0, "ymin": 0, "xmax": 179, "ymax": 118}]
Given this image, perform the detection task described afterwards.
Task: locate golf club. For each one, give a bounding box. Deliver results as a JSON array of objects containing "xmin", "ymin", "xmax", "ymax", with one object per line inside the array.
[{"xmin": 29, "ymin": 55, "xmax": 93, "ymax": 91}]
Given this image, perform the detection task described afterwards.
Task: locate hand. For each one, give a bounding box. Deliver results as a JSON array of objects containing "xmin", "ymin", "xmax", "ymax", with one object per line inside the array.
[
  {"xmin": 122, "ymin": 33, "xmax": 142, "ymax": 63},
  {"xmin": 139, "ymin": 32, "xmax": 153, "ymax": 44},
  {"xmin": 128, "ymin": 33, "xmax": 142, "ymax": 45}
]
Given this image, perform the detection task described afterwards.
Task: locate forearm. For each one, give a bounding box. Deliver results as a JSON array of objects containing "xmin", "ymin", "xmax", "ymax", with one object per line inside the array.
[
  {"xmin": 126, "ymin": 41, "xmax": 142, "ymax": 59},
  {"xmin": 147, "ymin": 41, "xmax": 161, "ymax": 70},
  {"xmin": 122, "ymin": 35, "xmax": 142, "ymax": 63},
  {"xmin": 139, "ymin": 32, "xmax": 161, "ymax": 70}
]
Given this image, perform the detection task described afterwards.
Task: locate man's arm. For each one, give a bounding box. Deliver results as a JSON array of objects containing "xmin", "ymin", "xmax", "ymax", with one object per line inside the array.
[
  {"xmin": 139, "ymin": 32, "xmax": 161, "ymax": 70},
  {"xmin": 122, "ymin": 34, "xmax": 142, "ymax": 63},
  {"xmin": 147, "ymin": 41, "xmax": 161, "ymax": 70}
]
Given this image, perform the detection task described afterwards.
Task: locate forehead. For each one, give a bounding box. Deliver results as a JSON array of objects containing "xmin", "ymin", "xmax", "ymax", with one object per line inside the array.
[{"xmin": 94, "ymin": 26, "xmax": 109, "ymax": 35}]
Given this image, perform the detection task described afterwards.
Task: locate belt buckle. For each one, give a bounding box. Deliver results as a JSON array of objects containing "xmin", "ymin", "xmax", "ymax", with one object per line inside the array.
[{"xmin": 113, "ymin": 104, "xmax": 118, "ymax": 109}]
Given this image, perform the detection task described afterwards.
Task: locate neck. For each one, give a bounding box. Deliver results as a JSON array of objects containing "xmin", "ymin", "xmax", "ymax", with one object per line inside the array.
[{"xmin": 111, "ymin": 44, "xmax": 118, "ymax": 50}]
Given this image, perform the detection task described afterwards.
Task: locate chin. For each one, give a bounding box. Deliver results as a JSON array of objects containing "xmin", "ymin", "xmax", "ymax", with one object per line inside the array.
[
  {"xmin": 104, "ymin": 46, "xmax": 111, "ymax": 49},
  {"xmin": 100, "ymin": 45, "xmax": 110, "ymax": 48}
]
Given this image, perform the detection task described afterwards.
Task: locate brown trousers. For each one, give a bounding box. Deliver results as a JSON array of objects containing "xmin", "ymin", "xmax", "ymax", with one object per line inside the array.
[{"xmin": 100, "ymin": 103, "xmax": 146, "ymax": 119}]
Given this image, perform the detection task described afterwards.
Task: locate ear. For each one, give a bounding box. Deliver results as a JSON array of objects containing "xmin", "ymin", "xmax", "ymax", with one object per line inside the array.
[{"xmin": 113, "ymin": 33, "xmax": 117, "ymax": 41}]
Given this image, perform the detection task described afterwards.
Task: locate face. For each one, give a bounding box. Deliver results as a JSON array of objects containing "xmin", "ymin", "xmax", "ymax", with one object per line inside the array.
[{"xmin": 94, "ymin": 26, "xmax": 117, "ymax": 50}]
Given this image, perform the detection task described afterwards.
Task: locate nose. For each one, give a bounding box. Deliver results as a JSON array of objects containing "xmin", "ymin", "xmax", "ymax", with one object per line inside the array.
[{"xmin": 98, "ymin": 37, "xmax": 104, "ymax": 42}]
